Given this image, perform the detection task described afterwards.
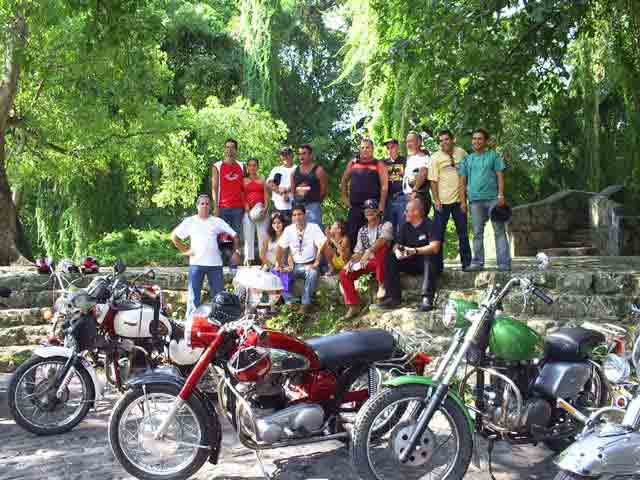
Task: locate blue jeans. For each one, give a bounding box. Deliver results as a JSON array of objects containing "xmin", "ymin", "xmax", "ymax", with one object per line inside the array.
[
  {"xmin": 434, "ymin": 202, "xmax": 472, "ymax": 268},
  {"xmin": 219, "ymin": 208, "xmax": 244, "ymax": 241},
  {"xmin": 282, "ymin": 263, "xmax": 319, "ymax": 305},
  {"xmin": 385, "ymin": 194, "xmax": 408, "ymax": 236},
  {"xmin": 304, "ymin": 202, "xmax": 323, "ymax": 228},
  {"xmin": 186, "ymin": 265, "xmax": 224, "ymax": 320},
  {"xmin": 469, "ymin": 200, "xmax": 511, "ymax": 268}
]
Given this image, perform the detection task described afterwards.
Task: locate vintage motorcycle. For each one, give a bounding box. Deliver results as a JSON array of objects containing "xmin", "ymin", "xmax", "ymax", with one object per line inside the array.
[
  {"xmin": 554, "ymin": 307, "xmax": 640, "ymax": 480},
  {"xmin": 8, "ymin": 262, "xmax": 202, "ymax": 435},
  {"xmin": 350, "ymin": 275, "xmax": 609, "ymax": 480},
  {"xmin": 108, "ymin": 292, "xmax": 432, "ymax": 480}
]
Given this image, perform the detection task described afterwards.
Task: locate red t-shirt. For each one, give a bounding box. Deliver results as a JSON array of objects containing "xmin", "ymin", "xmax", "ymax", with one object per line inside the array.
[
  {"xmin": 245, "ymin": 179, "xmax": 265, "ymax": 208},
  {"xmin": 215, "ymin": 161, "xmax": 244, "ymax": 209}
]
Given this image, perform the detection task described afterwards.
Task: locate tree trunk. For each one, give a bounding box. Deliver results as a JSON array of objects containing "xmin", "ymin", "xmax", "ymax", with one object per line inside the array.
[{"xmin": 0, "ymin": 13, "xmax": 28, "ymax": 265}]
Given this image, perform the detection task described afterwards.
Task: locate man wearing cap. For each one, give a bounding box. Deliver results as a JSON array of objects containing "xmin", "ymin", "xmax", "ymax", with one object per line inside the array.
[
  {"xmin": 379, "ymin": 198, "xmax": 442, "ymax": 312},
  {"xmin": 267, "ymin": 147, "xmax": 297, "ymax": 223},
  {"xmin": 383, "ymin": 138, "xmax": 408, "ymax": 233},
  {"xmin": 339, "ymin": 199, "xmax": 394, "ymax": 319},
  {"xmin": 340, "ymin": 138, "xmax": 388, "ymax": 247},
  {"xmin": 429, "ymin": 129, "xmax": 472, "ymax": 270},
  {"xmin": 275, "ymin": 204, "xmax": 327, "ymax": 315},
  {"xmin": 172, "ymin": 194, "xmax": 241, "ymax": 319},
  {"xmin": 459, "ymin": 128, "xmax": 511, "ymax": 271}
]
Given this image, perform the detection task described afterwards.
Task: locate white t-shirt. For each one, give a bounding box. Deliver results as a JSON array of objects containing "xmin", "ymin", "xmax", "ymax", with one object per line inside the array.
[
  {"xmin": 173, "ymin": 215, "xmax": 237, "ymax": 266},
  {"xmin": 403, "ymin": 153, "xmax": 431, "ymax": 194},
  {"xmin": 267, "ymin": 165, "xmax": 296, "ymax": 211},
  {"xmin": 278, "ymin": 222, "xmax": 326, "ymax": 264}
]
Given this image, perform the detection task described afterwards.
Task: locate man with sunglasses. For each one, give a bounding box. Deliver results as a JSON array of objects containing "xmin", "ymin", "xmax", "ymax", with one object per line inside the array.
[
  {"xmin": 339, "ymin": 199, "xmax": 394, "ymax": 319},
  {"xmin": 172, "ymin": 193, "xmax": 241, "ymax": 320},
  {"xmin": 428, "ymin": 129, "xmax": 472, "ymax": 270},
  {"xmin": 275, "ymin": 204, "xmax": 326, "ymax": 314}
]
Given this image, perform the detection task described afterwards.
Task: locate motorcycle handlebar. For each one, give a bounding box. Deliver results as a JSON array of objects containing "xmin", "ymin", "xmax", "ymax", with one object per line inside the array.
[{"xmin": 532, "ymin": 287, "xmax": 554, "ymax": 305}]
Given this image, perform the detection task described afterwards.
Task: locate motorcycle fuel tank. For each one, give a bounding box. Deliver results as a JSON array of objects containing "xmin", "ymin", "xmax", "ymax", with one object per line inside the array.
[
  {"xmin": 257, "ymin": 330, "xmax": 322, "ymax": 370},
  {"xmin": 489, "ymin": 315, "xmax": 544, "ymax": 361},
  {"xmin": 113, "ymin": 305, "xmax": 171, "ymax": 338}
]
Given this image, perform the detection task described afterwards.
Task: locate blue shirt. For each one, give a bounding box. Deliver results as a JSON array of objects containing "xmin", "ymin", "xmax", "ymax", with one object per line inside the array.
[{"xmin": 459, "ymin": 150, "xmax": 505, "ymax": 202}]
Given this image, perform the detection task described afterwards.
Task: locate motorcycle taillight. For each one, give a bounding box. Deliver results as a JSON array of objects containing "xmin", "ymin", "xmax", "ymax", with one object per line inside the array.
[{"xmin": 188, "ymin": 305, "xmax": 218, "ymax": 348}]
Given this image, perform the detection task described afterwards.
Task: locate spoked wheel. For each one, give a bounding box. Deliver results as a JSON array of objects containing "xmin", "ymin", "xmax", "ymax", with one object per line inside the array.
[
  {"xmin": 351, "ymin": 385, "xmax": 472, "ymax": 480},
  {"xmin": 8, "ymin": 355, "xmax": 94, "ymax": 435},
  {"xmin": 108, "ymin": 384, "xmax": 210, "ymax": 480}
]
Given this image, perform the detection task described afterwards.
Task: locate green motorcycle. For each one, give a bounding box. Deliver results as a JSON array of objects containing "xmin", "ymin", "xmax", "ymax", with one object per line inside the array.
[{"xmin": 350, "ymin": 276, "xmax": 609, "ymax": 480}]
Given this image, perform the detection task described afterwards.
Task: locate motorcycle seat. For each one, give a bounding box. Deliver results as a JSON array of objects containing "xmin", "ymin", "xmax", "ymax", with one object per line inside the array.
[
  {"xmin": 306, "ymin": 329, "xmax": 396, "ymax": 370},
  {"xmin": 111, "ymin": 301, "xmax": 141, "ymax": 311},
  {"xmin": 543, "ymin": 327, "xmax": 606, "ymax": 361}
]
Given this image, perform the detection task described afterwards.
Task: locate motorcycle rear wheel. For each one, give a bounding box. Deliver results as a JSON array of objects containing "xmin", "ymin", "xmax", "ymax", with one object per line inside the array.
[
  {"xmin": 109, "ymin": 384, "xmax": 211, "ymax": 480},
  {"xmin": 351, "ymin": 384, "xmax": 472, "ymax": 480},
  {"xmin": 8, "ymin": 355, "xmax": 94, "ymax": 435}
]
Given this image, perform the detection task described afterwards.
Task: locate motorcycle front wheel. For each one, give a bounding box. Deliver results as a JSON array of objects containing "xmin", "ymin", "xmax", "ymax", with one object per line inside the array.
[
  {"xmin": 350, "ymin": 384, "xmax": 473, "ymax": 480},
  {"xmin": 108, "ymin": 384, "xmax": 211, "ymax": 480},
  {"xmin": 8, "ymin": 355, "xmax": 94, "ymax": 435}
]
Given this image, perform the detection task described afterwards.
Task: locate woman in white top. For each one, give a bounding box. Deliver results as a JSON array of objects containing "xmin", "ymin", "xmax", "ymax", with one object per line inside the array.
[{"xmin": 260, "ymin": 212, "xmax": 293, "ymax": 297}]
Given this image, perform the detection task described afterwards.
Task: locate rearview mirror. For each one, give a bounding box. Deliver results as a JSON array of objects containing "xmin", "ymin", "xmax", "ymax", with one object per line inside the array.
[
  {"xmin": 144, "ymin": 268, "xmax": 155, "ymax": 280},
  {"xmin": 535, "ymin": 252, "xmax": 550, "ymax": 271}
]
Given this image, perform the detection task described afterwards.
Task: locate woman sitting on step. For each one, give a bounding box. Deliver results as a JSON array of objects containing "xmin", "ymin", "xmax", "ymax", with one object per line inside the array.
[
  {"xmin": 260, "ymin": 212, "xmax": 294, "ymax": 299},
  {"xmin": 339, "ymin": 199, "xmax": 394, "ymax": 319}
]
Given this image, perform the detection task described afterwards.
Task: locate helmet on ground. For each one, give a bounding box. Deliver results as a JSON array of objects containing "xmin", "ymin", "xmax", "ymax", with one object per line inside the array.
[
  {"xmin": 210, "ymin": 291, "xmax": 243, "ymax": 324},
  {"xmin": 59, "ymin": 258, "xmax": 80, "ymax": 274}
]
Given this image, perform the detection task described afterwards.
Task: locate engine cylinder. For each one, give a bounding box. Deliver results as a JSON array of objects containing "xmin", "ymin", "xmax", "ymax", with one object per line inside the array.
[{"xmin": 253, "ymin": 403, "xmax": 325, "ymax": 443}]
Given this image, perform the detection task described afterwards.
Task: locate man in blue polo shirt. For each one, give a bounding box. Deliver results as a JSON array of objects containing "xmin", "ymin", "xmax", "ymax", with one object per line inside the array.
[{"xmin": 459, "ymin": 128, "xmax": 511, "ymax": 271}]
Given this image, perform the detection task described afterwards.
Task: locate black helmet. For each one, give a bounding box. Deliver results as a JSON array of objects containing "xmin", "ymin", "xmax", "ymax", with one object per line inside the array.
[
  {"xmin": 210, "ymin": 291, "xmax": 242, "ymax": 324},
  {"xmin": 490, "ymin": 204, "xmax": 512, "ymax": 223}
]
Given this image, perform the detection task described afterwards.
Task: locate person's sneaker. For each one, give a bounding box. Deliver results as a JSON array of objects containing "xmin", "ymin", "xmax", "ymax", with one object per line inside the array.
[
  {"xmin": 376, "ymin": 285, "xmax": 386, "ymax": 301},
  {"xmin": 466, "ymin": 264, "xmax": 484, "ymax": 272},
  {"xmin": 419, "ymin": 297, "xmax": 435, "ymax": 312},
  {"xmin": 379, "ymin": 297, "xmax": 401, "ymax": 309}
]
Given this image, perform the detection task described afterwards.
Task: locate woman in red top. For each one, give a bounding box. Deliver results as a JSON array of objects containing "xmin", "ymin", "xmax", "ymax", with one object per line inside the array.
[{"xmin": 243, "ymin": 158, "xmax": 270, "ymax": 263}]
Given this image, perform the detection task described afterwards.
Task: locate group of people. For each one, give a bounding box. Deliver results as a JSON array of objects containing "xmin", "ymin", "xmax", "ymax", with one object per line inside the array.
[{"xmin": 172, "ymin": 128, "xmax": 511, "ymax": 319}]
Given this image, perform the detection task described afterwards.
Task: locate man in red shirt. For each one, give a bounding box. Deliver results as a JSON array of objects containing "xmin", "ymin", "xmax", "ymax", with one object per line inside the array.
[{"xmin": 211, "ymin": 138, "xmax": 245, "ymax": 245}]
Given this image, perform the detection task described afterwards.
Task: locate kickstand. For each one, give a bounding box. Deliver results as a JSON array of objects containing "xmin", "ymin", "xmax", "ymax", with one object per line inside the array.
[
  {"xmin": 254, "ymin": 449, "xmax": 273, "ymax": 480},
  {"xmin": 487, "ymin": 437, "xmax": 497, "ymax": 480}
]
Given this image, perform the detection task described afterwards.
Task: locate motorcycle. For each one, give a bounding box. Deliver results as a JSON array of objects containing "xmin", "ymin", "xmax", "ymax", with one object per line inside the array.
[
  {"xmin": 107, "ymin": 292, "xmax": 432, "ymax": 480},
  {"xmin": 8, "ymin": 262, "xmax": 202, "ymax": 435},
  {"xmin": 349, "ymin": 274, "xmax": 609, "ymax": 480},
  {"xmin": 554, "ymin": 312, "xmax": 640, "ymax": 480}
]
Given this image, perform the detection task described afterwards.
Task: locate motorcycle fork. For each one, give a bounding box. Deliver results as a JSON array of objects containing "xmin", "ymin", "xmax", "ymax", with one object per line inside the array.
[
  {"xmin": 153, "ymin": 334, "xmax": 224, "ymax": 439},
  {"xmin": 54, "ymin": 354, "xmax": 81, "ymax": 399}
]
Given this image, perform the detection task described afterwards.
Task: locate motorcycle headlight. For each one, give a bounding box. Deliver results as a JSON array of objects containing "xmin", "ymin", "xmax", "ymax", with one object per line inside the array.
[
  {"xmin": 603, "ymin": 353, "xmax": 631, "ymax": 384},
  {"xmin": 442, "ymin": 300, "xmax": 458, "ymax": 328}
]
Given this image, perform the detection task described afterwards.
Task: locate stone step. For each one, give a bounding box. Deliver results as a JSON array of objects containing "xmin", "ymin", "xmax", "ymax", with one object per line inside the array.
[
  {"xmin": 0, "ymin": 325, "xmax": 50, "ymax": 347},
  {"xmin": 0, "ymin": 289, "xmax": 64, "ymax": 310},
  {"xmin": 0, "ymin": 345, "xmax": 37, "ymax": 373},
  {"xmin": 0, "ymin": 308, "xmax": 53, "ymax": 328},
  {"xmin": 560, "ymin": 241, "xmax": 593, "ymax": 248},
  {"xmin": 542, "ymin": 247, "xmax": 598, "ymax": 257}
]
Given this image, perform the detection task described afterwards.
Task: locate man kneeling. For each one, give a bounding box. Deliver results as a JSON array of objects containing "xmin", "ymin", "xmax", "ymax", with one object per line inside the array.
[
  {"xmin": 379, "ymin": 198, "xmax": 442, "ymax": 312},
  {"xmin": 339, "ymin": 199, "xmax": 393, "ymax": 319}
]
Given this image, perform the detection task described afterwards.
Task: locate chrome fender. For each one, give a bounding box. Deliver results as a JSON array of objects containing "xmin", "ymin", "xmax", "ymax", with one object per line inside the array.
[
  {"xmin": 555, "ymin": 425, "xmax": 640, "ymax": 477},
  {"xmin": 32, "ymin": 346, "xmax": 105, "ymax": 401}
]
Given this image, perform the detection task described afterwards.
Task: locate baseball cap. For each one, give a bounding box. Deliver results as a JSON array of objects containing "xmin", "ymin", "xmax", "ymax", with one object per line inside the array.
[{"xmin": 383, "ymin": 138, "xmax": 399, "ymax": 146}]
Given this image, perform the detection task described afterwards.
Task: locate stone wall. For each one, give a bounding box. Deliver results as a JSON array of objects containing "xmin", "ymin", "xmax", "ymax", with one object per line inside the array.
[
  {"xmin": 507, "ymin": 190, "xmax": 594, "ymax": 256},
  {"xmin": 590, "ymin": 185, "xmax": 640, "ymax": 256}
]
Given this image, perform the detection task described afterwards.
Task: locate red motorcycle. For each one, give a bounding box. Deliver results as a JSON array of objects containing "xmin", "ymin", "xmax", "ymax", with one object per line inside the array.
[{"xmin": 108, "ymin": 292, "xmax": 431, "ymax": 480}]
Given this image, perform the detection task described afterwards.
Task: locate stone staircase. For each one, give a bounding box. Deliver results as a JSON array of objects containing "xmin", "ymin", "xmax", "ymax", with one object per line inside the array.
[
  {"xmin": 1, "ymin": 257, "xmax": 639, "ymax": 370},
  {"xmin": 542, "ymin": 226, "xmax": 598, "ymax": 257}
]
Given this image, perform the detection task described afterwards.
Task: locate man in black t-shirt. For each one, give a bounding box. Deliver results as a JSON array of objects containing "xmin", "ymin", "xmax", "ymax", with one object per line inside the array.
[
  {"xmin": 379, "ymin": 198, "xmax": 443, "ymax": 312},
  {"xmin": 383, "ymin": 138, "xmax": 407, "ymax": 234}
]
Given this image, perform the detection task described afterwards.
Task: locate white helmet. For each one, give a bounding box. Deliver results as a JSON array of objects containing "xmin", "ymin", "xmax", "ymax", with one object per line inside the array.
[{"xmin": 249, "ymin": 203, "xmax": 266, "ymax": 222}]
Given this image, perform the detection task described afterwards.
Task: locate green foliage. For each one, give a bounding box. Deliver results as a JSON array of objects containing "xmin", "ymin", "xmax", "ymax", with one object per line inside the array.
[{"xmin": 86, "ymin": 229, "xmax": 186, "ymax": 267}]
